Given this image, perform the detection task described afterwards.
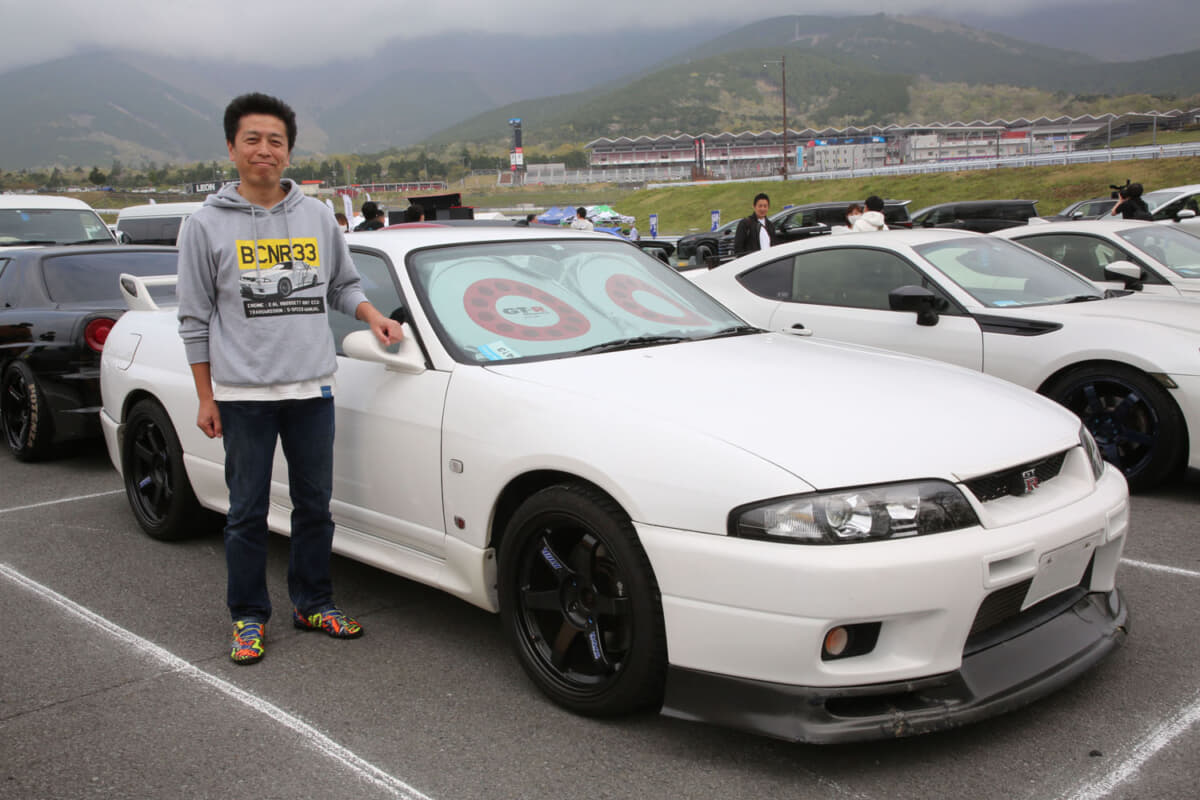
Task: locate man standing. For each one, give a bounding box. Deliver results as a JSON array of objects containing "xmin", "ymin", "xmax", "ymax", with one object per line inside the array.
[
  {"xmin": 353, "ymin": 200, "xmax": 386, "ymax": 231},
  {"xmin": 176, "ymin": 92, "xmax": 404, "ymax": 665},
  {"xmin": 570, "ymin": 206, "xmax": 594, "ymax": 231},
  {"xmin": 733, "ymin": 192, "xmax": 776, "ymax": 256},
  {"xmin": 852, "ymin": 195, "xmax": 890, "ymax": 232}
]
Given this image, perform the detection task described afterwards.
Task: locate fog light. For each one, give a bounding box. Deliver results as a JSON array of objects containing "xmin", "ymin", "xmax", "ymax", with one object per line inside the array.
[
  {"xmin": 821, "ymin": 621, "xmax": 882, "ymax": 661},
  {"xmin": 824, "ymin": 627, "xmax": 849, "ymax": 657}
]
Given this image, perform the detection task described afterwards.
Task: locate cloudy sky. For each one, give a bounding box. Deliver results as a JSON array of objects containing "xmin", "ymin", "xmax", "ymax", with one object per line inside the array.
[{"xmin": 0, "ymin": 0, "xmax": 1132, "ymax": 74}]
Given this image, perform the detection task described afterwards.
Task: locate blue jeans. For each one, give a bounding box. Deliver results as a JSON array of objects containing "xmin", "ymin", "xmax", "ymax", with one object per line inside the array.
[{"xmin": 218, "ymin": 398, "xmax": 336, "ymax": 623}]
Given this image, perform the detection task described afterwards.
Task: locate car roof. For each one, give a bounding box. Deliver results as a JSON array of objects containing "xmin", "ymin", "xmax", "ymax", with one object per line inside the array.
[
  {"xmin": 116, "ymin": 202, "xmax": 203, "ymax": 219},
  {"xmin": 1141, "ymin": 184, "xmax": 1200, "ymax": 209},
  {"xmin": 995, "ymin": 219, "xmax": 1162, "ymax": 237},
  {"xmin": 346, "ymin": 225, "xmax": 610, "ymax": 252},
  {"xmin": 0, "ymin": 194, "xmax": 100, "ymax": 210}
]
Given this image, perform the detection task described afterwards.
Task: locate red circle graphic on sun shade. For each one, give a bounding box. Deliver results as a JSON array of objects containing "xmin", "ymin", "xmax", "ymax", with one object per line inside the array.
[
  {"xmin": 462, "ymin": 278, "xmax": 591, "ymax": 341},
  {"xmin": 604, "ymin": 274, "xmax": 708, "ymax": 326}
]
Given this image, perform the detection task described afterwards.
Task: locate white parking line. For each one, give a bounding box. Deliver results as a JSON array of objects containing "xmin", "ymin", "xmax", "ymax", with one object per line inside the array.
[
  {"xmin": 0, "ymin": 563, "xmax": 435, "ymax": 800},
  {"xmin": 0, "ymin": 489, "xmax": 124, "ymax": 515},
  {"xmin": 1057, "ymin": 692, "xmax": 1200, "ymax": 800},
  {"xmin": 1121, "ymin": 558, "xmax": 1200, "ymax": 579}
]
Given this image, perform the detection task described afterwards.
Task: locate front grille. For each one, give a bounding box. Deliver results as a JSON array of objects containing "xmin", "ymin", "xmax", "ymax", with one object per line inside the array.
[{"xmin": 965, "ymin": 450, "xmax": 1067, "ymax": 502}]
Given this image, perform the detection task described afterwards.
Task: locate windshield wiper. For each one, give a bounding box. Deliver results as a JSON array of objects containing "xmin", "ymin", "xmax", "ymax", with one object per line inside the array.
[
  {"xmin": 704, "ymin": 324, "xmax": 762, "ymax": 339},
  {"xmin": 60, "ymin": 239, "xmax": 113, "ymax": 246},
  {"xmin": 1063, "ymin": 295, "xmax": 1103, "ymax": 303},
  {"xmin": 577, "ymin": 335, "xmax": 689, "ymax": 354},
  {"xmin": 0, "ymin": 240, "xmax": 57, "ymax": 247}
]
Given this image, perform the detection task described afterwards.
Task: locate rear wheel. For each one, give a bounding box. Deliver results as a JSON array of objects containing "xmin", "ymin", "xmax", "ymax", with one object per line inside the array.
[
  {"xmin": 498, "ymin": 484, "xmax": 667, "ymax": 716},
  {"xmin": 122, "ymin": 400, "xmax": 211, "ymax": 540},
  {"xmin": 277, "ymin": 277, "xmax": 293, "ymax": 298},
  {"xmin": 695, "ymin": 244, "xmax": 715, "ymax": 267},
  {"xmin": 1044, "ymin": 364, "xmax": 1185, "ymax": 491},
  {"xmin": 1, "ymin": 362, "xmax": 53, "ymax": 461}
]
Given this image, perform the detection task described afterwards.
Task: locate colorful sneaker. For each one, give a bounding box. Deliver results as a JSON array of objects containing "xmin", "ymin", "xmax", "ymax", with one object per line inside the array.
[
  {"xmin": 292, "ymin": 607, "xmax": 363, "ymax": 639},
  {"xmin": 230, "ymin": 620, "xmax": 266, "ymax": 664}
]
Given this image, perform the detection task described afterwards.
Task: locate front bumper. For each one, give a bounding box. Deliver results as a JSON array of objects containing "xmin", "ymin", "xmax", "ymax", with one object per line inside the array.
[
  {"xmin": 1168, "ymin": 374, "xmax": 1200, "ymax": 471},
  {"xmin": 240, "ymin": 282, "xmax": 272, "ymax": 298},
  {"xmin": 662, "ymin": 588, "xmax": 1126, "ymax": 743}
]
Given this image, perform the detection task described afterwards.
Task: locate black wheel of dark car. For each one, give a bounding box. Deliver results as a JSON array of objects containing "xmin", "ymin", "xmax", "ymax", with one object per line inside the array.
[
  {"xmin": 277, "ymin": 277, "xmax": 293, "ymax": 298},
  {"xmin": 1044, "ymin": 364, "xmax": 1185, "ymax": 491},
  {"xmin": 1, "ymin": 361, "xmax": 53, "ymax": 461},
  {"xmin": 498, "ymin": 483, "xmax": 667, "ymax": 716},
  {"xmin": 122, "ymin": 400, "xmax": 209, "ymax": 540},
  {"xmin": 695, "ymin": 244, "xmax": 715, "ymax": 267}
]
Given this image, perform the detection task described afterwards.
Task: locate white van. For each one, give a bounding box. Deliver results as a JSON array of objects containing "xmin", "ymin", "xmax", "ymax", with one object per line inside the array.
[
  {"xmin": 0, "ymin": 194, "xmax": 116, "ymax": 247},
  {"xmin": 115, "ymin": 202, "xmax": 203, "ymax": 245}
]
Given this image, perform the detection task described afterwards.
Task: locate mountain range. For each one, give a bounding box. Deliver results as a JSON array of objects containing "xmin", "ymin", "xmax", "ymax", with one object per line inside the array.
[{"xmin": 1, "ymin": 10, "xmax": 1197, "ymax": 171}]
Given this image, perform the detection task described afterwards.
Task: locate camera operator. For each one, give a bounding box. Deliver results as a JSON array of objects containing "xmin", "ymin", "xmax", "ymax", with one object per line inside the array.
[{"xmin": 1109, "ymin": 181, "xmax": 1153, "ymax": 220}]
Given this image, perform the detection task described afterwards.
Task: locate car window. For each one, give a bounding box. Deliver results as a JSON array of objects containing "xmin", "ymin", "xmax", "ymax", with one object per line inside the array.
[
  {"xmin": 408, "ymin": 239, "xmax": 741, "ymax": 364},
  {"xmin": 331, "ymin": 249, "xmax": 407, "ymax": 353},
  {"xmin": 999, "ymin": 204, "xmax": 1036, "ymax": 222},
  {"xmin": 915, "ymin": 236, "xmax": 1099, "ymax": 307},
  {"xmin": 1116, "ymin": 226, "xmax": 1200, "ymax": 278},
  {"xmin": 117, "ymin": 216, "xmax": 185, "ymax": 245},
  {"xmin": 883, "ymin": 206, "xmax": 911, "ymax": 225},
  {"xmin": 0, "ymin": 208, "xmax": 113, "ymax": 246},
  {"xmin": 786, "ymin": 247, "xmax": 954, "ymax": 310},
  {"xmin": 1014, "ymin": 234, "xmax": 1132, "ymax": 282},
  {"xmin": 41, "ymin": 251, "xmax": 178, "ymax": 304},
  {"xmin": 737, "ymin": 258, "xmax": 794, "ymax": 300}
]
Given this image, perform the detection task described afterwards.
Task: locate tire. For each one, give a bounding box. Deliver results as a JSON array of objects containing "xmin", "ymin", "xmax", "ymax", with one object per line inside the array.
[
  {"xmin": 695, "ymin": 244, "xmax": 715, "ymax": 267},
  {"xmin": 122, "ymin": 400, "xmax": 210, "ymax": 540},
  {"xmin": 1, "ymin": 361, "xmax": 53, "ymax": 462},
  {"xmin": 277, "ymin": 277, "xmax": 292, "ymax": 298},
  {"xmin": 1043, "ymin": 364, "xmax": 1186, "ymax": 491},
  {"xmin": 498, "ymin": 483, "xmax": 667, "ymax": 717}
]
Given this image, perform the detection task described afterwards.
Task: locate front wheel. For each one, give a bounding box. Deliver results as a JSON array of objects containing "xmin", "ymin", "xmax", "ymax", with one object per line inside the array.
[
  {"xmin": 498, "ymin": 484, "xmax": 667, "ymax": 717},
  {"xmin": 695, "ymin": 244, "xmax": 715, "ymax": 267},
  {"xmin": 1, "ymin": 361, "xmax": 53, "ymax": 461},
  {"xmin": 1043, "ymin": 364, "xmax": 1185, "ymax": 491},
  {"xmin": 122, "ymin": 400, "xmax": 211, "ymax": 540}
]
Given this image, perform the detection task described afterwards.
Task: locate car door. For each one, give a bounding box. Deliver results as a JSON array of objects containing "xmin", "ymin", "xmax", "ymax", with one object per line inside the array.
[
  {"xmin": 1012, "ymin": 232, "xmax": 1178, "ymax": 295},
  {"xmin": 273, "ymin": 248, "xmax": 449, "ymax": 560},
  {"xmin": 739, "ymin": 246, "xmax": 984, "ymax": 370}
]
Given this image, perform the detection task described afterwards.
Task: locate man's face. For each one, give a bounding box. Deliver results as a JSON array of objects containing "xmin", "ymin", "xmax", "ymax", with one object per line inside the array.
[
  {"xmin": 227, "ymin": 113, "xmax": 290, "ymax": 187},
  {"xmin": 754, "ymin": 198, "xmax": 770, "ymax": 218}
]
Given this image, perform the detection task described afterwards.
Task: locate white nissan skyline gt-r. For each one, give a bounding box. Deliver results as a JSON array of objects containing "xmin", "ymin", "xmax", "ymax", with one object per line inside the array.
[
  {"xmin": 238, "ymin": 259, "xmax": 320, "ymax": 298},
  {"xmin": 100, "ymin": 226, "xmax": 1128, "ymax": 744},
  {"xmin": 691, "ymin": 229, "xmax": 1200, "ymax": 492}
]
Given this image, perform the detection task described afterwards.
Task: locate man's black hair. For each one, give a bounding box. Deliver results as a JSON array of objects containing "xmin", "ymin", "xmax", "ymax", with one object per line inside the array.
[
  {"xmin": 223, "ymin": 92, "xmax": 298, "ymax": 151},
  {"xmin": 864, "ymin": 195, "xmax": 884, "ymax": 212},
  {"xmin": 404, "ymin": 203, "xmax": 424, "ymax": 222},
  {"xmin": 361, "ymin": 201, "xmax": 381, "ymax": 219},
  {"xmin": 753, "ymin": 192, "xmax": 770, "ymax": 206},
  {"xmin": 576, "ymin": 206, "xmax": 588, "ymax": 218}
]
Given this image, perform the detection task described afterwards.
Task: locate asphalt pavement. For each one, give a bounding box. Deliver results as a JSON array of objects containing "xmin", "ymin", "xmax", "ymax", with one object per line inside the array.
[{"xmin": 2, "ymin": 444, "xmax": 1198, "ymax": 800}]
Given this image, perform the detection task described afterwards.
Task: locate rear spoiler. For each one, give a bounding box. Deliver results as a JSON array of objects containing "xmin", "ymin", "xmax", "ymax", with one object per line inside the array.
[{"xmin": 119, "ymin": 273, "xmax": 178, "ymax": 312}]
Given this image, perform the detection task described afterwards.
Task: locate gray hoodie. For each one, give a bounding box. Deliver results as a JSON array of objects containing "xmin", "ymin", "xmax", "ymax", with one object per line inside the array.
[{"xmin": 177, "ymin": 181, "xmax": 368, "ymax": 386}]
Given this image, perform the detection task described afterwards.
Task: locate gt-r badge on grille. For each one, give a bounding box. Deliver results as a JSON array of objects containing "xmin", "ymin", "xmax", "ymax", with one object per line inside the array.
[{"xmin": 1022, "ymin": 468, "xmax": 1040, "ymax": 494}]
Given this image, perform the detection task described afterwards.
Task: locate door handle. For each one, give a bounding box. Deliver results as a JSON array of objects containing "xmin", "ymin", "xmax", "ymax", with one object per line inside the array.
[{"xmin": 786, "ymin": 324, "xmax": 813, "ymax": 337}]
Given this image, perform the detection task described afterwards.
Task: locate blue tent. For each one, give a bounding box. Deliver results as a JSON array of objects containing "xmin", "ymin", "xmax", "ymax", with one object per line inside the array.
[{"xmin": 538, "ymin": 206, "xmax": 570, "ymax": 225}]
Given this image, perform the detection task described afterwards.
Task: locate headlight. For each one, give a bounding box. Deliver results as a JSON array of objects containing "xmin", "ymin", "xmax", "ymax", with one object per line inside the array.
[
  {"xmin": 1080, "ymin": 424, "xmax": 1105, "ymax": 480},
  {"xmin": 731, "ymin": 480, "xmax": 979, "ymax": 544}
]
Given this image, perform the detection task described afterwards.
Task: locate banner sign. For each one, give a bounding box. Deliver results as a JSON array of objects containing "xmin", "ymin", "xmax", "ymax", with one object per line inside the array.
[
  {"xmin": 649, "ymin": 214, "xmax": 658, "ymax": 239},
  {"xmin": 710, "ymin": 210, "xmax": 720, "ymax": 231}
]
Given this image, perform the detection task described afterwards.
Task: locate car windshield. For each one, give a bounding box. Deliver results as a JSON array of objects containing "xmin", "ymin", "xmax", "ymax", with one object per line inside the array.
[
  {"xmin": 408, "ymin": 239, "xmax": 748, "ymax": 363},
  {"xmin": 0, "ymin": 208, "xmax": 114, "ymax": 246},
  {"xmin": 1140, "ymin": 190, "xmax": 1178, "ymax": 212},
  {"xmin": 1117, "ymin": 226, "xmax": 1200, "ymax": 278},
  {"xmin": 914, "ymin": 236, "xmax": 1102, "ymax": 307},
  {"xmin": 43, "ymin": 250, "xmax": 178, "ymax": 303}
]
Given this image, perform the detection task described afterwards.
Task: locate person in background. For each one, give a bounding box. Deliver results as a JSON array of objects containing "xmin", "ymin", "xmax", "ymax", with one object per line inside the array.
[
  {"xmin": 628, "ymin": 222, "xmax": 640, "ymax": 241},
  {"xmin": 1110, "ymin": 182, "xmax": 1152, "ymax": 220},
  {"xmin": 334, "ymin": 212, "xmax": 350, "ymax": 232},
  {"xmin": 176, "ymin": 91, "xmax": 404, "ymax": 665},
  {"xmin": 852, "ymin": 195, "xmax": 889, "ymax": 232},
  {"xmin": 354, "ymin": 201, "xmax": 385, "ymax": 231},
  {"xmin": 733, "ymin": 192, "xmax": 776, "ymax": 256},
  {"xmin": 833, "ymin": 203, "xmax": 863, "ymax": 235},
  {"xmin": 570, "ymin": 206, "xmax": 594, "ymax": 231},
  {"xmin": 404, "ymin": 203, "xmax": 424, "ymax": 223}
]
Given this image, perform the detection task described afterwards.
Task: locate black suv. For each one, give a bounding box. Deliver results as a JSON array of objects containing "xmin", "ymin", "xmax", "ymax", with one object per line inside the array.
[
  {"xmin": 911, "ymin": 200, "xmax": 1038, "ymax": 233},
  {"xmin": 770, "ymin": 200, "xmax": 913, "ymax": 244},
  {"xmin": 674, "ymin": 218, "xmax": 740, "ymax": 269}
]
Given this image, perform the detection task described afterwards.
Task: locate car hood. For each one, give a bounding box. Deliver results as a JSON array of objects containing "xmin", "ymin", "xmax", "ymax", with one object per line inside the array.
[
  {"xmin": 997, "ymin": 294, "xmax": 1200, "ymax": 335},
  {"xmin": 485, "ymin": 333, "xmax": 1077, "ymax": 489}
]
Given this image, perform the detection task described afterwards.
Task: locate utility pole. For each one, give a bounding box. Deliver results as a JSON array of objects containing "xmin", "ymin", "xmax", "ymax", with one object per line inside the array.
[{"xmin": 763, "ymin": 55, "xmax": 788, "ymax": 180}]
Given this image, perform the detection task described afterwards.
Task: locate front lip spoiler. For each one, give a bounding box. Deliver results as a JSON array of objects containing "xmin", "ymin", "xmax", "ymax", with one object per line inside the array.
[{"xmin": 660, "ymin": 589, "xmax": 1127, "ymax": 744}]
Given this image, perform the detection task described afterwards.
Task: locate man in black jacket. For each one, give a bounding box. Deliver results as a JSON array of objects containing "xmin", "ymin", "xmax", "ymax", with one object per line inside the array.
[{"xmin": 733, "ymin": 192, "xmax": 777, "ymax": 257}]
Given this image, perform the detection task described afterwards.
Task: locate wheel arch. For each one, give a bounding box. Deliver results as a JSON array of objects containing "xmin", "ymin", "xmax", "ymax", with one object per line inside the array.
[{"xmin": 487, "ymin": 469, "xmax": 629, "ymax": 555}]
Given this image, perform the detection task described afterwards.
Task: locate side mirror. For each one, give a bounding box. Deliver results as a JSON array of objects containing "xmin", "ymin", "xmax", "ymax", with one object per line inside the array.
[
  {"xmin": 1176, "ymin": 209, "xmax": 1196, "ymax": 220},
  {"xmin": 889, "ymin": 285, "xmax": 943, "ymax": 326},
  {"xmin": 1103, "ymin": 260, "xmax": 1144, "ymax": 291},
  {"xmin": 342, "ymin": 325, "xmax": 425, "ymax": 374}
]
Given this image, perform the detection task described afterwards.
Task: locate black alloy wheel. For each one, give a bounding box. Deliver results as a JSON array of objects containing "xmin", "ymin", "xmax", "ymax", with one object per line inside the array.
[
  {"xmin": 1044, "ymin": 364, "xmax": 1185, "ymax": 491},
  {"xmin": 277, "ymin": 277, "xmax": 293, "ymax": 298},
  {"xmin": 122, "ymin": 400, "xmax": 209, "ymax": 540},
  {"xmin": 1, "ymin": 361, "xmax": 52, "ymax": 461},
  {"xmin": 498, "ymin": 484, "xmax": 667, "ymax": 716}
]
